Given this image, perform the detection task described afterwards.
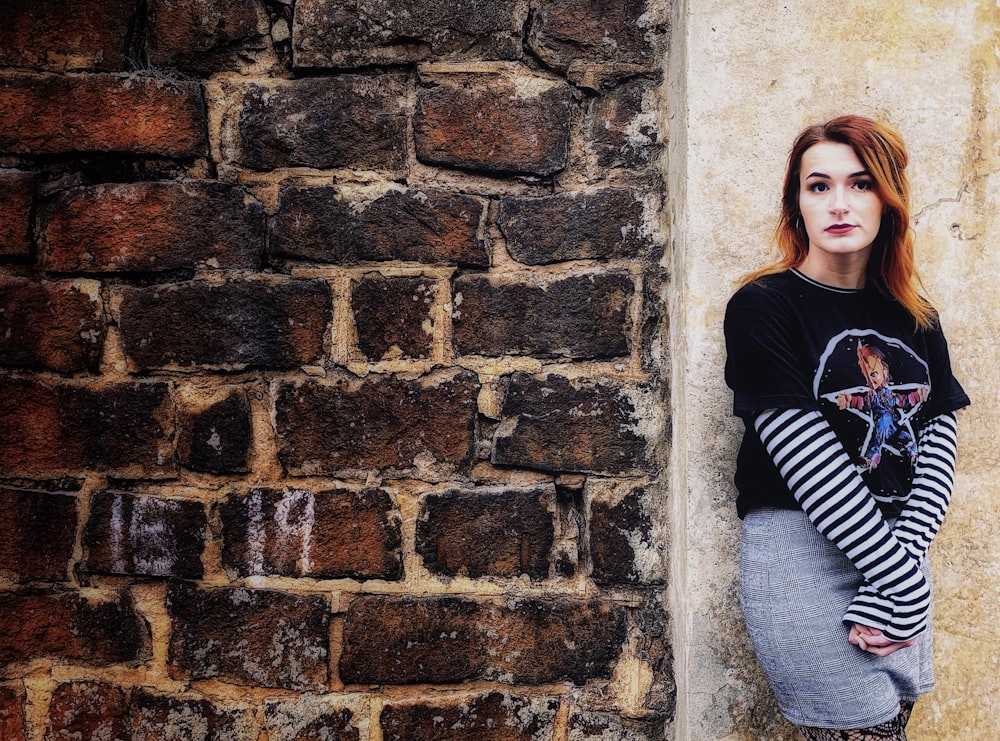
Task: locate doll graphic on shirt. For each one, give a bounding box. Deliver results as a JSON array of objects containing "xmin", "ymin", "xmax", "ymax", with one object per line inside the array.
[{"xmin": 834, "ymin": 342, "xmax": 928, "ymax": 469}]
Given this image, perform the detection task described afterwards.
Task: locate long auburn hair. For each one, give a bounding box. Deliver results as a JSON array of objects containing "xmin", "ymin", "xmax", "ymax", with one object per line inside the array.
[{"xmin": 740, "ymin": 115, "xmax": 936, "ymax": 328}]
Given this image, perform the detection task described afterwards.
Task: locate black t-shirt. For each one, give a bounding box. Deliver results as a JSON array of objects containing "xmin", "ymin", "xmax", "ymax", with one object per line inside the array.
[{"xmin": 724, "ymin": 269, "xmax": 970, "ymax": 519}]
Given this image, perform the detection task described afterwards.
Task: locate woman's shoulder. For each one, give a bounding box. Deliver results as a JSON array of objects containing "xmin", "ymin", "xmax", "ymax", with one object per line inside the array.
[{"xmin": 727, "ymin": 271, "xmax": 799, "ymax": 311}]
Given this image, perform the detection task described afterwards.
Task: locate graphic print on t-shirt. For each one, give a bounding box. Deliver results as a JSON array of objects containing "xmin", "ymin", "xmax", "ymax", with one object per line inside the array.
[{"xmin": 813, "ymin": 330, "xmax": 930, "ymax": 500}]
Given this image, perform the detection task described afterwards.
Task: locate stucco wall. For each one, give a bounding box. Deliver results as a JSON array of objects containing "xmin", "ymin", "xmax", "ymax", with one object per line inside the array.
[{"xmin": 670, "ymin": 0, "xmax": 1000, "ymax": 738}]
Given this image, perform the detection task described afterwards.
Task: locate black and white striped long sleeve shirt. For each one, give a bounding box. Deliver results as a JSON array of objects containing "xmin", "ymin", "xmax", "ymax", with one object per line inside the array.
[{"xmin": 753, "ymin": 408, "xmax": 958, "ymax": 641}]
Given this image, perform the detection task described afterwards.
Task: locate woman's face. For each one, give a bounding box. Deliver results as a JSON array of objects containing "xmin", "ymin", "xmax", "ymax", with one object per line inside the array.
[{"xmin": 797, "ymin": 141, "xmax": 884, "ymax": 279}]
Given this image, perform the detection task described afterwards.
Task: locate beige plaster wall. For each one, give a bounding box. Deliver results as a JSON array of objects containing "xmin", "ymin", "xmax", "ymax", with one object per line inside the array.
[{"xmin": 669, "ymin": 0, "xmax": 1000, "ymax": 738}]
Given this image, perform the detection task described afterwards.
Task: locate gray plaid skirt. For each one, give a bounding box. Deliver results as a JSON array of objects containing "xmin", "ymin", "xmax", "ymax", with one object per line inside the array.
[{"xmin": 739, "ymin": 507, "xmax": 934, "ymax": 729}]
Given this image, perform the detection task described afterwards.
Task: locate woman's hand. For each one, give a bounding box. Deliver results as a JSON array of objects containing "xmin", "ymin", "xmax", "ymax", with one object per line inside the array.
[{"xmin": 850, "ymin": 624, "xmax": 916, "ymax": 656}]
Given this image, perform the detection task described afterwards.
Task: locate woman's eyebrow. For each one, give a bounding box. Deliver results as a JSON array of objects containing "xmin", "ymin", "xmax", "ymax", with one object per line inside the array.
[{"xmin": 803, "ymin": 169, "xmax": 871, "ymax": 179}]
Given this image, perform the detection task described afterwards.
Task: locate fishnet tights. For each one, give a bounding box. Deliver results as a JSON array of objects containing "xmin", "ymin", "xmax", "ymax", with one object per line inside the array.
[{"xmin": 799, "ymin": 701, "xmax": 915, "ymax": 741}]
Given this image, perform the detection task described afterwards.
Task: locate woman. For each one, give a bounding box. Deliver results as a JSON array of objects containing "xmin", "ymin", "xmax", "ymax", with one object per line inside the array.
[{"xmin": 724, "ymin": 115, "xmax": 969, "ymax": 739}]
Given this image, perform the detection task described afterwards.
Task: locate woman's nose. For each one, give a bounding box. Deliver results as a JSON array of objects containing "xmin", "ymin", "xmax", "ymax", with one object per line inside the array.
[{"xmin": 829, "ymin": 187, "xmax": 849, "ymax": 213}]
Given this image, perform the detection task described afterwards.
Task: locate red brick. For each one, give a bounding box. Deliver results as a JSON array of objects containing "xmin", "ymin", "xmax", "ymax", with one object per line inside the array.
[
  {"xmin": 46, "ymin": 681, "xmax": 128, "ymax": 741},
  {"xmin": 0, "ymin": 589, "xmax": 150, "ymax": 666},
  {"xmin": 293, "ymin": 0, "xmax": 523, "ymax": 68},
  {"xmin": 415, "ymin": 485, "xmax": 554, "ymax": 579},
  {"xmin": 220, "ymin": 487, "xmax": 403, "ymax": 580},
  {"xmin": 0, "ymin": 0, "xmax": 139, "ymax": 72},
  {"xmin": 271, "ymin": 186, "xmax": 487, "ymax": 267},
  {"xmin": 167, "ymin": 582, "xmax": 330, "ymax": 690},
  {"xmin": 38, "ymin": 181, "xmax": 264, "ymax": 273},
  {"xmin": 82, "ymin": 490, "xmax": 206, "ymax": 579},
  {"xmin": 128, "ymin": 689, "xmax": 258, "ymax": 740},
  {"xmin": 352, "ymin": 275, "xmax": 436, "ymax": 361},
  {"xmin": 236, "ymin": 77, "xmax": 407, "ymax": 171},
  {"xmin": 414, "ymin": 74, "xmax": 572, "ymax": 176},
  {"xmin": 0, "ymin": 377, "xmax": 175, "ymax": 479},
  {"xmin": 590, "ymin": 486, "xmax": 663, "ymax": 585},
  {"xmin": 178, "ymin": 389, "xmax": 252, "ymax": 473},
  {"xmin": 0, "ymin": 169, "xmax": 34, "ymax": 258},
  {"xmin": 453, "ymin": 273, "xmax": 633, "ymax": 359},
  {"xmin": 0, "ymin": 277, "xmax": 104, "ymax": 373},
  {"xmin": 265, "ymin": 696, "xmax": 360, "ymax": 741},
  {"xmin": 340, "ymin": 596, "xmax": 625, "ymax": 685},
  {"xmin": 0, "ymin": 685, "xmax": 26, "ymax": 741},
  {"xmin": 493, "ymin": 373, "xmax": 649, "ymax": 474},
  {"xmin": 117, "ymin": 278, "xmax": 331, "ymax": 371},
  {"xmin": 0, "ymin": 488, "xmax": 77, "ymax": 583},
  {"xmin": 0, "ymin": 72, "xmax": 207, "ymax": 156},
  {"xmin": 147, "ymin": 0, "xmax": 267, "ymax": 73},
  {"xmin": 585, "ymin": 79, "xmax": 660, "ymax": 170},
  {"xmin": 498, "ymin": 189, "xmax": 652, "ymax": 264},
  {"xmin": 381, "ymin": 693, "xmax": 559, "ymax": 741},
  {"xmin": 528, "ymin": 0, "xmax": 656, "ymax": 85},
  {"xmin": 274, "ymin": 370, "xmax": 479, "ymax": 476}
]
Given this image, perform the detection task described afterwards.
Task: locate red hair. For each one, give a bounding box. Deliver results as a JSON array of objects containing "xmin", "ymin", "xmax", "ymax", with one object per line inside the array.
[{"xmin": 741, "ymin": 115, "xmax": 936, "ymax": 328}]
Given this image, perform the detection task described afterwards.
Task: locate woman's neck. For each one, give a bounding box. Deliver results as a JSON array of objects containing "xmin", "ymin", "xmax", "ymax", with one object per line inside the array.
[{"xmin": 797, "ymin": 252, "xmax": 868, "ymax": 289}]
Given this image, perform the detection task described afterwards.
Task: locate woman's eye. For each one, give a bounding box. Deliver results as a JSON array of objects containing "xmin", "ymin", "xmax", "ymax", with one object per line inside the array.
[
  {"xmin": 807, "ymin": 182, "xmax": 828, "ymax": 192},
  {"xmin": 854, "ymin": 180, "xmax": 874, "ymax": 191}
]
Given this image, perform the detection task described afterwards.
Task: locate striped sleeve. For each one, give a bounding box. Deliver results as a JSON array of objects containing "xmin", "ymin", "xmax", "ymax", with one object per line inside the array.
[
  {"xmin": 844, "ymin": 412, "xmax": 958, "ymax": 629},
  {"xmin": 753, "ymin": 408, "xmax": 930, "ymax": 641},
  {"xmin": 894, "ymin": 412, "xmax": 958, "ymax": 561}
]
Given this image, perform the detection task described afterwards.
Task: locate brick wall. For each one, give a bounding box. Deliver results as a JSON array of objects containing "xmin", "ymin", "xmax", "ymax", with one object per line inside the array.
[{"xmin": 0, "ymin": 1, "xmax": 672, "ymax": 738}]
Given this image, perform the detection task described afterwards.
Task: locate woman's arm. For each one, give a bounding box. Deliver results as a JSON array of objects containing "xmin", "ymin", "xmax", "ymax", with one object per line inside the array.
[
  {"xmin": 753, "ymin": 407, "xmax": 930, "ymax": 641},
  {"xmin": 894, "ymin": 412, "xmax": 958, "ymax": 560},
  {"xmin": 842, "ymin": 411, "xmax": 958, "ymax": 641}
]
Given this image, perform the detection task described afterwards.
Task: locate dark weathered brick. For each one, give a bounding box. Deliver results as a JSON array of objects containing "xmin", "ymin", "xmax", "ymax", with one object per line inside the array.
[
  {"xmin": 0, "ymin": 0, "xmax": 139, "ymax": 72},
  {"xmin": 489, "ymin": 598, "xmax": 627, "ymax": 684},
  {"xmin": 352, "ymin": 275, "xmax": 436, "ymax": 361},
  {"xmin": 340, "ymin": 596, "xmax": 625, "ymax": 685},
  {"xmin": 0, "ymin": 488, "xmax": 77, "ymax": 583},
  {"xmin": 220, "ymin": 487, "xmax": 403, "ymax": 580},
  {"xmin": 293, "ymin": 0, "xmax": 523, "ymax": 68},
  {"xmin": 498, "ymin": 189, "xmax": 652, "ymax": 264},
  {"xmin": 0, "ymin": 277, "xmax": 104, "ymax": 374},
  {"xmin": 493, "ymin": 373, "xmax": 648, "ymax": 474},
  {"xmin": 147, "ymin": 0, "xmax": 267, "ymax": 73},
  {"xmin": 590, "ymin": 487, "xmax": 663, "ymax": 585},
  {"xmin": 585, "ymin": 79, "xmax": 660, "ymax": 169},
  {"xmin": 414, "ymin": 75, "xmax": 572, "ymax": 176},
  {"xmin": 453, "ymin": 273, "xmax": 632, "ymax": 358},
  {"xmin": 127, "ymin": 689, "xmax": 258, "ymax": 740},
  {"xmin": 236, "ymin": 77, "xmax": 407, "ymax": 171},
  {"xmin": 83, "ymin": 490, "xmax": 206, "ymax": 579},
  {"xmin": 0, "ymin": 169, "xmax": 34, "ymax": 258},
  {"xmin": 0, "ymin": 685, "xmax": 25, "ymax": 741},
  {"xmin": 0, "ymin": 589, "xmax": 150, "ymax": 666},
  {"xmin": 178, "ymin": 389, "xmax": 252, "ymax": 473},
  {"xmin": 274, "ymin": 370, "xmax": 479, "ymax": 476},
  {"xmin": 415, "ymin": 485, "xmax": 554, "ymax": 579},
  {"xmin": 39, "ymin": 181, "xmax": 264, "ymax": 274},
  {"xmin": 0, "ymin": 72, "xmax": 207, "ymax": 156},
  {"xmin": 167, "ymin": 582, "xmax": 330, "ymax": 690},
  {"xmin": 0, "ymin": 377, "xmax": 175, "ymax": 479},
  {"xmin": 118, "ymin": 279, "xmax": 331, "ymax": 371},
  {"xmin": 46, "ymin": 681, "xmax": 128, "ymax": 741},
  {"xmin": 265, "ymin": 696, "xmax": 360, "ymax": 741},
  {"xmin": 569, "ymin": 712, "xmax": 667, "ymax": 741},
  {"xmin": 271, "ymin": 186, "xmax": 487, "ymax": 267},
  {"xmin": 528, "ymin": 0, "xmax": 656, "ymax": 84},
  {"xmin": 340, "ymin": 596, "xmax": 486, "ymax": 685},
  {"xmin": 381, "ymin": 693, "xmax": 559, "ymax": 741}
]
